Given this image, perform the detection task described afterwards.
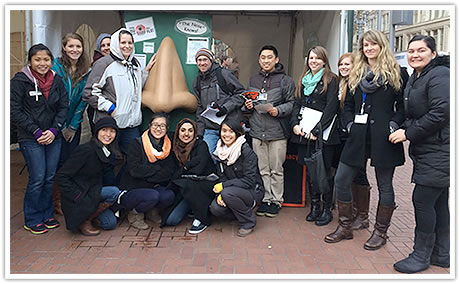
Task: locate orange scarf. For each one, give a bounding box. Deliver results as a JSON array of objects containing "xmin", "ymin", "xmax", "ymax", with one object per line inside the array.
[{"xmin": 141, "ymin": 130, "xmax": 171, "ymax": 163}]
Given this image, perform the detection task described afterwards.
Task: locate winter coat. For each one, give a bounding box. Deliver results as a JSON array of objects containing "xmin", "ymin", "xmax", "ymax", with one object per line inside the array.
[
  {"xmin": 403, "ymin": 56, "xmax": 450, "ymax": 188},
  {"xmin": 83, "ymin": 28, "xmax": 148, "ymax": 129},
  {"xmin": 246, "ymin": 63, "xmax": 296, "ymax": 141},
  {"xmin": 10, "ymin": 67, "xmax": 68, "ymax": 142},
  {"xmin": 340, "ymin": 67, "xmax": 409, "ymax": 168},
  {"xmin": 290, "ymin": 76, "xmax": 340, "ymax": 146},
  {"xmin": 51, "ymin": 58, "xmax": 90, "ymax": 131},
  {"xmin": 161, "ymin": 139, "xmax": 217, "ymax": 227},
  {"xmin": 193, "ymin": 63, "xmax": 246, "ymax": 135},
  {"xmin": 119, "ymin": 135, "xmax": 178, "ymax": 190},
  {"xmin": 214, "ymin": 142, "xmax": 264, "ymax": 202},
  {"xmin": 55, "ymin": 140, "xmax": 113, "ymax": 231}
]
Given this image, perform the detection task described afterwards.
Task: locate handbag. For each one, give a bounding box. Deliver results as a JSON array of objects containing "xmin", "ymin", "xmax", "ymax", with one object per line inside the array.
[{"xmin": 304, "ymin": 126, "xmax": 330, "ymax": 194}]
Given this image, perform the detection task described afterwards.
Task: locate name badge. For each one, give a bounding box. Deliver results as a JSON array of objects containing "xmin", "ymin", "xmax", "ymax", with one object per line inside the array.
[
  {"xmin": 354, "ymin": 113, "xmax": 368, "ymax": 124},
  {"xmin": 29, "ymin": 91, "xmax": 43, "ymax": 101},
  {"xmin": 257, "ymin": 93, "xmax": 268, "ymax": 101},
  {"xmin": 299, "ymin": 106, "xmax": 305, "ymax": 115}
]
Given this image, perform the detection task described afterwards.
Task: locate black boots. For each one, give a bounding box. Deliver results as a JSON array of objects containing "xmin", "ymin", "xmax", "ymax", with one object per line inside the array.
[
  {"xmin": 306, "ymin": 199, "xmax": 321, "ymax": 222},
  {"xmin": 431, "ymin": 229, "xmax": 450, "ymax": 268},
  {"xmin": 364, "ymin": 203, "xmax": 396, "ymax": 250},
  {"xmin": 315, "ymin": 203, "xmax": 332, "ymax": 226},
  {"xmin": 351, "ymin": 184, "xmax": 370, "ymax": 230},
  {"xmin": 393, "ymin": 231, "xmax": 436, "ymax": 273},
  {"xmin": 324, "ymin": 201, "xmax": 353, "ymax": 243}
]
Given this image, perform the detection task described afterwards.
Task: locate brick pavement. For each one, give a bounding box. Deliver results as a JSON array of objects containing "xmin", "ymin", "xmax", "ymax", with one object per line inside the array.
[{"xmin": 7, "ymin": 144, "xmax": 451, "ymax": 277}]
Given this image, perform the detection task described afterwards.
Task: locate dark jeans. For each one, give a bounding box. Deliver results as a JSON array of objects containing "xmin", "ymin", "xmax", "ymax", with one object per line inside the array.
[
  {"xmin": 164, "ymin": 199, "xmax": 192, "ymax": 226},
  {"xmin": 118, "ymin": 127, "xmax": 140, "ymax": 156},
  {"xmin": 58, "ymin": 127, "xmax": 81, "ymax": 168},
  {"xmin": 335, "ymin": 162, "xmax": 395, "ymax": 206},
  {"xmin": 20, "ymin": 138, "xmax": 62, "ymax": 227},
  {"xmin": 121, "ymin": 187, "xmax": 174, "ymax": 213},
  {"xmin": 209, "ymin": 186, "xmax": 256, "ymax": 229},
  {"xmin": 413, "ymin": 184, "xmax": 450, "ymax": 233}
]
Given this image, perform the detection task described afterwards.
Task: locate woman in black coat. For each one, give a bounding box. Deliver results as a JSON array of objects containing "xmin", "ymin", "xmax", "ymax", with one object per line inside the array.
[
  {"xmin": 11, "ymin": 44, "xmax": 68, "ymax": 235},
  {"xmin": 119, "ymin": 112, "xmax": 176, "ymax": 230},
  {"xmin": 324, "ymin": 30, "xmax": 408, "ymax": 250},
  {"xmin": 209, "ymin": 117, "xmax": 264, "ymax": 237},
  {"xmin": 391, "ymin": 35, "xmax": 450, "ymax": 273},
  {"xmin": 56, "ymin": 117, "xmax": 122, "ymax": 236},
  {"xmin": 290, "ymin": 46, "xmax": 339, "ymax": 226},
  {"xmin": 160, "ymin": 118, "xmax": 217, "ymax": 235}
]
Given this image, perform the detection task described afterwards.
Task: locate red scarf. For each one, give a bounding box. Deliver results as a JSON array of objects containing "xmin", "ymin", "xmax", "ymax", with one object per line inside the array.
[{"xmin": 30, "ymin": 69, "xmax": 54, "ymax": 100}]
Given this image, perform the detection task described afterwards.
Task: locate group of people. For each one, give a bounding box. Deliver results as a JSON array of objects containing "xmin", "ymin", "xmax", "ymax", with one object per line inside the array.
[{"xmin": 11, "ymin": 26, "xmax": 449, "ymax": 274}]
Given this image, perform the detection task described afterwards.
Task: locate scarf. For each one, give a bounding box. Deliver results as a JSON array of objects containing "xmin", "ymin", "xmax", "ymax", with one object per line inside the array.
[
  {"xmin": 141, "ymin": 130, "xmax": 171, "ymax": 163},
  {"xmin": 359, "ymin": 70, "xmax": 384, "ymax": 94},
  {"xmin": 30, "ymin": 68, "xmax": 54, "ymax": 100},
  {"xmin": 214, "ymin": 136, "xmax": 246, "ymax": 166},
  {"xmin": 172, "ymin": 119, "xmax": 198, "ymax": 166},
  {"xmin": 302, "ymin": 68, "xmax": 325, "ymax": 97}
]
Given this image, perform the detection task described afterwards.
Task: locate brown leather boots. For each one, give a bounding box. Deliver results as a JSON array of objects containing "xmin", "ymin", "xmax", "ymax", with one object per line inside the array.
[
  {"xmin": 364, "ymin": 203, "xmax": 396, "ymax": 250},
  {"xmin": 80, "ymin": 203, "xmax": 112, "ymax": 236},
  {"xmin": 52, "ymin": 183, "xmax": 63, "ymax": 215},
  {"xmin": 351, "ymin": 184, "xmax": 371, "ymax": 230},
  {"xmin": 324, "ymin": 201, "xmax": 354, "ymax": 243}
]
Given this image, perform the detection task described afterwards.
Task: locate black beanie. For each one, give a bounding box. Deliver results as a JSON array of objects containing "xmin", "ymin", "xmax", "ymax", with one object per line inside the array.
[{"xmin": 94, "ymin": 117, "xmax": 118, "ymax": 137}]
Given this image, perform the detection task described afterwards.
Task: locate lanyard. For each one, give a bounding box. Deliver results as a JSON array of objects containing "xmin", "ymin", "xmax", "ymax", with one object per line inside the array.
[{"xmin": 360, "ymin": 92, "xmax": 367, "ymax": 114}]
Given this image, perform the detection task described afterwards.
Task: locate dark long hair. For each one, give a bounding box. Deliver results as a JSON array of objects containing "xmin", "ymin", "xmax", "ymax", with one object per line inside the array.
[{"xmin": 28, "ymin": 43, "xmax": 54, "ymax": 63}]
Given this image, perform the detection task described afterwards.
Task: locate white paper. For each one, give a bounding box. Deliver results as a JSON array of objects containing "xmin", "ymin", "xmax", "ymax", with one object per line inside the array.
[
  {"xmin": 299, "ymin": 107, "xmax": 323, "ymax": 134},
  {"xmin": 143, "ymin": 42, "xmax": 155, "ymax": 53},
  {"xmin": 200, "ymin": 106, "xmax": 227, "ymax": 125},
  {"xmin": 187, "ymin": 37, "xmax": 209, "ymax": 64},
  {"xmin": 125, "ymin": 17, "xmax": 157, "ymax": 42},
  {"xmin": 134, "ymin": 54, "xmax": 146, "ymax": 70},
  {"xmin": 322, "ymin": 115, "xmax": 337, "ymax": 141}
]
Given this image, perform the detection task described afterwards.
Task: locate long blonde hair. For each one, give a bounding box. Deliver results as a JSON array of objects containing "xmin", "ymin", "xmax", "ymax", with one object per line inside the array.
[
  {"xmin": 348, "ymin": 30, "xmax": 401, "ymax": 94},
  {"xmin": 338, "ymin": 52, "xmax": 354, "ymax": 108},
  {"xmin": 296, "ymin": 46, "xmax": 337, "ymax": 99}
]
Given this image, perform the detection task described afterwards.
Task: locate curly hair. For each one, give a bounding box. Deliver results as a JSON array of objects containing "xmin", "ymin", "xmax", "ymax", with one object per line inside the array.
[{"xmin": 348, "ymin": 30, "xmax": 401, "ymax": 94}]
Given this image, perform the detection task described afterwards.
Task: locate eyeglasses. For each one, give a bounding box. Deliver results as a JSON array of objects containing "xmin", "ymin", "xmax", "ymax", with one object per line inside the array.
[{"xmin": 151, "ymin": 123, "xmax": 167, "ymax": 130}]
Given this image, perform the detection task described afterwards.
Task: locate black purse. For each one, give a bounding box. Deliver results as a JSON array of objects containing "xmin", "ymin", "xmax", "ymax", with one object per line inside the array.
[{"xmin": 304, "ymin": 126, "xmax": 330, "ymax": 194}]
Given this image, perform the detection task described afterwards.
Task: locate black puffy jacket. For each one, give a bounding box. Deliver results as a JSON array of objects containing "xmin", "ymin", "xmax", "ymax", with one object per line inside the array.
[{"xmin": 403, "ymin": 56, "xmax": 450, "ymax": 187}]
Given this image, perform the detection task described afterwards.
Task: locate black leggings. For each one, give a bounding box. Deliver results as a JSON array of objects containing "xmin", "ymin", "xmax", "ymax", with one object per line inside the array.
[
  {"xmin": 413, "ymin": 184, "xmax": 450, "ymax": 233},
  {"xmin": 335, "ymin": 162, "xmax": 395, "ymax": 206}
]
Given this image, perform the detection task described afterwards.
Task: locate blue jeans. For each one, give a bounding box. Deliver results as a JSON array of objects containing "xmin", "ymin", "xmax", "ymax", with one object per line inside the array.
[
  {"xmin": 118, "ymin": 127, "xmax": 140, "ymax": 155},
  {"xmin": 203, "ymin": 129, "xmax": 220, "ymax": 157},
  {"xmin": 96, "ymin": 186, "xmax": 120, "ymax": 230},
  {"xmin": 20, "ymin": 138, "xmax": 62, "ymax": 227},
  {"xmin": 164, "ymin": 200, "xmax": 191, "ymax": 226}
]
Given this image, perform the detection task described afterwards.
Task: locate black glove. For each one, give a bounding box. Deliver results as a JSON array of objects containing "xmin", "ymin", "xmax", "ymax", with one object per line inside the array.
[
  {"xmin": 389, "ymin": 121, "xmax": 399, "ymax": 133},
  {"xmin": 216, "ymin": 106, "xmax": 227, "ymax": 117}
]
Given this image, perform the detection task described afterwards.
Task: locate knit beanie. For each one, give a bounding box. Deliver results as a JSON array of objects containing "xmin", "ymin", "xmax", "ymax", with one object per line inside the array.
[
  {"xmin": 96, "ymin": 33, "xmax": 111, "ymax": 51},
  {"xmin": 94, "ymin": 117, "xmax": 118, "ymax": 137},
  {"xmin": 195, "ymin": 48, "xmax": 215, "ymax": 62}
]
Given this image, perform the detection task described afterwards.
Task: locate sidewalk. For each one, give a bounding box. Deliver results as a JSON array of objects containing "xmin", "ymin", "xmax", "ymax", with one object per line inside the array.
[{"xmin": 8, "ymin": 144, "xmax": 451, "ymax": 277}]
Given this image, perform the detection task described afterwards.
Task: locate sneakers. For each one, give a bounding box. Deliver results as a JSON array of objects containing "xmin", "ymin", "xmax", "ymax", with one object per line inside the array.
[
  {"xmin": 188, "ymin": 219, "xmax": 208, "ymax": 234},
  {"xmin": 43, "ymin": 218, "xmax": 60, "ymax": 229},
  {"xmin": 24, "ymin": 224, "xmax": 48, "ymax": 235},
  {"xmin": 265, "ymin": 203, "xmax": 281, "ymax": 218},
  {"xmin": 237, "ymin": 227, "xmax": 254, "ymax": 237},
  {"xmin": 256, "ymin": 202, "xmax": 270, "ymax": 216}
]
